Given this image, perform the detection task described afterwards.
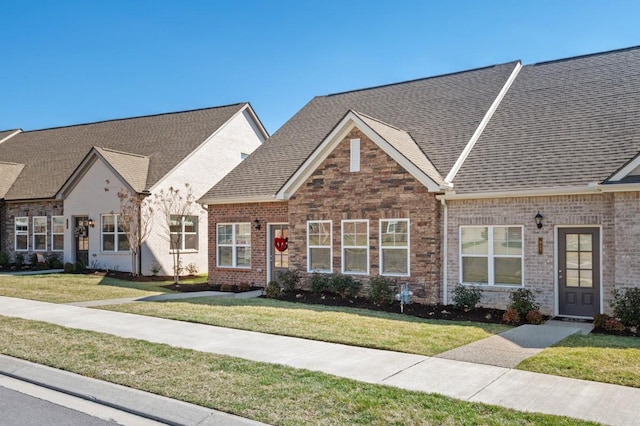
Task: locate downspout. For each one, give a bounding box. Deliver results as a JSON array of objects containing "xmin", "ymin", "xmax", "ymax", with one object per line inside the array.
[{"xmin": 441, "ymin": 198, "xmax": 448, "ymax": 305}]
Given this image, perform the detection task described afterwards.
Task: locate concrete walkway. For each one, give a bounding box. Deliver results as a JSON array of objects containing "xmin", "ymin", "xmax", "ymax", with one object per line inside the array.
[{"xmin": 0, "ymin": 296, "xmax": 638, "ymax": 425}]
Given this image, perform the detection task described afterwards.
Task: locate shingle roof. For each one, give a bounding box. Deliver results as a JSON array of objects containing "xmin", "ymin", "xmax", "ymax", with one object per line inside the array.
[
  {"xmin": 203, "ymin": 62, "xmax": 519, "ymax": 201},
  {"xmin": 0, "ymin": 129, "xmax": 20, "ymax": 144},
  {"xmin": 452, "ymin": 46, "xmax": 640, "ymax": 194},
  {"xmin": 0, "ymin": 104, "xmax": 248, "ymax": 200},
  {"xmin": 0, "ymin": 162, "xmax": 24, "ymax": 198},
  {"xmin": 95, "ymin": 147, "xmax": 150, "ymax": 193}
]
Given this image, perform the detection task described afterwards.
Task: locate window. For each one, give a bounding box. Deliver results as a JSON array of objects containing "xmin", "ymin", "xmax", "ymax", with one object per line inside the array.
[
  {"xmin": 102, "ymin": 214, "xmax": 130, "ymax": 252},
  {"xmin": 170, "ymin": 215, "xmax": 198, "ymax": 251},
  {"xmin": 52, "ymin": 216, "xmax": 65, "ymax": 251},
  {"xmin": 380, "ymin": 219, "xmax": 410, "ymax": 276},
  {"xmin": 350, "ymin": 138, "xmax": 360, "ymax": 172},
  {"xmin": 15, "ymin": 217, "xmax": 28, "ymax": 251},
  {"xmin": 307, "ymin": 221, "xmax": 332, "ymax": 272},
  {"xmin": 460, "ymin": 226, "xmax": 523, "ymax": 286},
  {"xmin": 342, "ymin": 220, "xmax": 368, "ymax": 274},
  {"xmin": 33, "ymin": 216, "xmax": 47, "ymax": 251},
  {"xmin": 217, "ymin": 223, "xmax": 251, "ymax": 268}
]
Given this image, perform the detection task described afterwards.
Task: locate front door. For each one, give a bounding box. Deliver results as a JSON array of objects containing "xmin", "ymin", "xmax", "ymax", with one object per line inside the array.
[
  {"xmin": 269, "ymin": 224, "xmax": 289, "ymax": 282},
  {"xmin": 558, "ymin": 228, "xmax": 600, "ymax": 317},
  {"xmin": 74, "ymin": 217, "xmax": 90, "ymax": 267}
]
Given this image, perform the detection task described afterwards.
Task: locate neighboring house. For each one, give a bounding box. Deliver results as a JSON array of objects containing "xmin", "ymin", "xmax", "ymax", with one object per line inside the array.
[
  {"xmin": 0, "ymin": 104, "xmax": 267, "ymax": 275},
  {"xmin": 200, "ymin": 46, "xmax": 640, "ymax": 318}
]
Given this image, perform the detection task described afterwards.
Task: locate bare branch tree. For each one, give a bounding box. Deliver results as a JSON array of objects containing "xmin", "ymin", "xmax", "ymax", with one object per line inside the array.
[
  {"xmin": 153, "ymin": 183, "xmax": 197, "ymax": 284},
  {"xmin": 116, "ymin": 189, "xmax": 154, "ymax": 276}
]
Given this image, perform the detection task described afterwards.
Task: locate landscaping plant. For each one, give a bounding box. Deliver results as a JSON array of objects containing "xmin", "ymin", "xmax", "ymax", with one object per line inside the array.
[
  {"xmin": 277, "ymin": 269, "xmax": 300, "ymax": 294},
  {"xmin": 265, "ymin": 281, "xmax": 281, "ymax": 298},
  {"xmin": 452, "ymin": 283, "xmax": 483, "ymax": 311},
  {"xmin": 611, "ymin": 288, "xmax": 640, "ymax": 328},
  {"xmin": 508, "ymin": 288, "xmax": 540, "ymax": 317},
  {"xmin": 309, "ymin": 272, "xmax": 330, "ymax": 294},
  {"xmin": 367, "ymin": 275, "xmax": 396, "ymax": 304},
  {"xmin": 329, "ymin": 273, "xmax": 362, "ymax": 299}
]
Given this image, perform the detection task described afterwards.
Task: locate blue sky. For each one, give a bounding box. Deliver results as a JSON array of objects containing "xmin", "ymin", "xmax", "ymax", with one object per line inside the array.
[{"xmin": 1, "ymin": 1, "xmax": 639, "ymax": 134}]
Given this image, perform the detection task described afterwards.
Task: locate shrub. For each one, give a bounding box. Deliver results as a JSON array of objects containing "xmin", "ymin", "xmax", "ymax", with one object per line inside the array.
[
  {"xmin": 237, "ymin": 282, "xmax": 251, "ymax": 292},
  {"xmin": 265, "ymin": 281, "xmax": 281, "ymax": 298},
  {"xmin": 593, "ymin": 313, "xmax": 610, "ymax": 329},
  {"xmin": 508, "ymin": 288, "xmax": 540, "ymax": 317},
  {"xmin": 29, "ymin": 253, "xmax": 39, "ymax": 266},
  {"xmin": 330, "ymin": 273, "xmax": 362, "ymax": 299},
  {"xmin": 502, "ymin": 308, "xmax": 521, "ymax": 325},
  {"xmin": 47, "ymin": 254, "xmax": 63, "ymax": 269},
  {"xmin": 64, "ymin": 262, "xmax": 75, "ymax": 273},
  {"xmin": 220, "ymin": 283, "xmax": 234, "ymax": 292},
  {"xmin": 611, "ymin": 288, "xmax": 640, "ymax": 328},
  {"xmin": 15, "ymin": 253, "xmax": 24, "ymax": 269},
  {"xmin": 452, "ymin": 284, "xmax": 483, "ymax": 311},
  {"xmin": 185, "ymin": 263, "xmax": 198, "ymax": 275},
  {"xmin": 0, "ymin": 251, "xmax": 10, "ymax": 268},
  {"xmin": 604, "ymin": 317, "xmax": 625, "ymax": 332},
  {"xmin": 150, "ymin": 263, "xmax": 161, "ymax": 276},
  {"xmin": 367, "ymin": 276, "xmax": 396, "ymax": 304},
  {"xmin": 525, "ymin": 310, "xmax": 545, "ymax": 325},
  {"xmin": 309, "ymin": 273, "xmax": 331, "ymax": 293},
  {"xmin": 277, "ymin": 269, "xmax": 300, "ymax": 294},
  {"xmin": 74, "ymin": 261, "xmax": 86, "ymax": 272}
]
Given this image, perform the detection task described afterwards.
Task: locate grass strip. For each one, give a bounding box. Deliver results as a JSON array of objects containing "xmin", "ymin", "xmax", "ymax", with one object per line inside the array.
[
  {"xmin": 517, "ymin": 334, "xmax": 640, "ymax": 388},
  {"xmin": 103, "ymin": 297, "xmax": 510, "ymax": 356},
  {"xmin": 0, "ymin": 315, "xmax": 594, "ymax": 425}
]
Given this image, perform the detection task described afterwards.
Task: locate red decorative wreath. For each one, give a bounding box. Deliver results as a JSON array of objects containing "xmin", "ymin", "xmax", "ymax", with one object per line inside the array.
[{"xmin": 274, "ymin": 237, "xmax": 288, "ymax": 252}]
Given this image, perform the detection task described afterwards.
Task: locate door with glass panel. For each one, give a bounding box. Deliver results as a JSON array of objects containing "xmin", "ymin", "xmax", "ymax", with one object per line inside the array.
[
  {"xmin": 269, "ymin": 224, "xmax": 289, "ymax": 282},
  {"xmin": 558, "ymin": 228, "xmax": 600, "ymax": 317},
  {"xmin": 74, "ymin": 216, "xmax": 89, "ymax": 266}
]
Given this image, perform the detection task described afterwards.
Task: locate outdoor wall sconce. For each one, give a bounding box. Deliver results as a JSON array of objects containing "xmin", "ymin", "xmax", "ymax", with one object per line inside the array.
[
  {"xmin": 534, "ymin": 211, "xmax": 543, "ymax": 229},
  {"xmin": 88, "ymin": 218, "xmax": 95, "ymax": 228},
  {"xmin": 253, "ymin": 219, "xmax": 261, "ymax": 230}
]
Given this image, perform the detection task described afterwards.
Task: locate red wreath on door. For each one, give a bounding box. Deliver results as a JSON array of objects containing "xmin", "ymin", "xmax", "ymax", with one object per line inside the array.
[{"xmin": 274, "ymin": 237, "xmax": 288, "ymax": 252}]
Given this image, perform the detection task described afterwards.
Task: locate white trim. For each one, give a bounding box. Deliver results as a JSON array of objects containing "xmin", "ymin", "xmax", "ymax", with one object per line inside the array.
[
  {"xmin": 349, "ymin": 138, "xmax": 360, "ymax": 172},
  {"xmin": 379, "ymin": 218, "xmax": 410, "ymax": 277},
  {"xmin": 307, "ymin": 220, "xmax": 333, "ymax": 273},
  {"xmin": 459, "ymin": 225, "xmax": 524, "ymax": 287},
  {"xmin": 445, "ymin": 62, "xmax": 522, "ymax": 184},
  {"xmin": 441, "ymin": 199, "xmax": 448, "ymax": 304},
  {"xmin": 554, "ymin": 225, "xmax": 603, "ymax": 318},
  {"xmin": 216, "ymin": 222, "xmax": 252, "ymax": 269},
  {"xmin": 14, "ymin": 216, "xmax": 28, "ymax": 251},
  {"xmin": 609, "ymin": 154, "xmax": 640, "ymax": 181},
  {"xmin": 100, "ymin": 214, "xmax": 129, "ymax": 253},
  {"xmin": 150, "ymin": 104, "xmax": 267, "ymax": 193},
  {"xmin": 0, "ymin": 129, "xmax": 21, "ymax": 145},
  {"xmin": 32, "ymin": 216, "xmax": 47, "ymax": 251},
  {"xmin": 341, "ymin": 219, "xmax": 369, "ymax": 275},
  {"xmin": 277, "ymin": 111, "xmax": 441, "ymax": 200},
  {"xmin": 266, "ymin": 222, "xmax": 289, "ymax": 285},
  {"xmin": 51, "ymin": 216, "xmax": 65, "ymax": 252}
]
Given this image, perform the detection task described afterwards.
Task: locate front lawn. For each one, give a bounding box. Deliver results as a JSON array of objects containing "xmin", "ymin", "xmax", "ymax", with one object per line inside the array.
[
  {"xmin": 0, "ymin": 273, "xmax": 169, "ymax": 303},
  {"xmin": 0, "ymin": 316, "xmax": 594, "ymax": 426},
  {"xmin": 517, "ymin": 333, "xmax": 640, "ymax": 388},
  {"xmin": 104, "ymin": 297, "xmax": 510, "ymax": 356}
]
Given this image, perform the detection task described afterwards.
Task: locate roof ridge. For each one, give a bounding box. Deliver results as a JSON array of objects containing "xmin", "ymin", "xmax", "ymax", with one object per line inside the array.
[
  {"xmin": 19, "ymin": 102, "xmax": 248, "ymax": 133},
  {"xmin": 95, "ymin": 146, "xmax": 149, "ymax": 158},
  {"xmin": 352, "ymin": 110, "xmax": 409, "ymax": 133},
  {"xmin": 531, "ymin": 44, "xmax": 640, "ymax": 66},
  {"xmin": 325, "ymin": 61, "xmax": 520, "ymax": 97},
  {"xmin": 0, "ymin": 160, "xmax": 24, "ymax": 166}
]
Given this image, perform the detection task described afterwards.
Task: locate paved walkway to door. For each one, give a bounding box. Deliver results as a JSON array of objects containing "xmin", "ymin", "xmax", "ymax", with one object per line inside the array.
[{"xmin": 0, "ymin": 295, "xmax": 638, "ymax": 425}]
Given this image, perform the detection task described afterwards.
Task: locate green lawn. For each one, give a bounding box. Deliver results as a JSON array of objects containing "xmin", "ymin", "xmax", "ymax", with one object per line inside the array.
[
  {"xmin": 0, "ymin": 315, "xmax": 595, "ymax": 426},
  {"xmin": 0, "ymin": 273, "xmax": 170, "ymax": 303},
  {"xmin": 517, "ymin": 333, "xmax": 640, "ymax": 388},
  {"xmin": 104, "ymin": 297, "xmax": 510, "ymax": 356}
]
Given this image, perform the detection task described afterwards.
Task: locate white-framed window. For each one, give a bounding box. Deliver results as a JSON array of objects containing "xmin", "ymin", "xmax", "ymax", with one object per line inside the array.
[
  {"xmin": 170, "ymin": 215, "xmax": 198, "ymax": 251},
  {"xmin": 15, "ymin": 217, "xmax": 28, "ymax": 251},
  {"xmin": 342, "ymin": 220, "xmax": 368, "ymax": 274},
  {"xmin": 350, "ymin": 138, "xmax": 360, "ymax": 172},
  {"xmin": 217, "ymin": 223, "xmax": 251, "ymax": 268},
  {"xmin": 460, "ymin": 226, "xmax": 523, "ymax": 286},
  {"xmin": 52, "ymin": 216, "xmax": 65, "ymax": 251},
  {"xmin": 33, "ymin": 216, "xmax": 47, "ymax": 251},
  {"xmin": 380, "ymin": 219, "xmax": 410, "ymax": 276},
  {"xmin": 307, "ymin": 220, "xmax": 332, "ymax": 272},
  {"xmin": 102, "ymin": 214, "xmax": 130, "ymax": 252}
]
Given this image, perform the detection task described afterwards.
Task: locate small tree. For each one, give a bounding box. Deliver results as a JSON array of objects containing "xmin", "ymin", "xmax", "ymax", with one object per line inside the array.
[
  {"xmin": 154, "ymin": 183, "xmax": 198, "ymax": 284},
  {"xmin": 116, "ymin": 189, "xmax": 153, "ymax": 276}
]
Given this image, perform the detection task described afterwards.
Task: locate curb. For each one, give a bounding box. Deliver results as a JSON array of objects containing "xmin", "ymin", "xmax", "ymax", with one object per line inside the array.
[{"xmin": 0, "ymin": 355, "xmax": 267, "ymax": 426}]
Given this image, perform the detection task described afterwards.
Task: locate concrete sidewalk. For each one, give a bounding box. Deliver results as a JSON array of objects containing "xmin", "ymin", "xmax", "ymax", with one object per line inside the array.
[{"xmin": 1, "ymin": 296, "xmax": 638, "ymax": 425}]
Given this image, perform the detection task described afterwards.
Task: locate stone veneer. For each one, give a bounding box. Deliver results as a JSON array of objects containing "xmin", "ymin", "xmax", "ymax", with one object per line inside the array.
[
  {"xmin": 288, "ymin": 129, "xmax": 442, "ymax": 303},
  {"xmin": 445, "ymin": 192, "xmax": 640, "ymax": 316},
  {"xmin": 1, "ymin": 200, "xmax": 64, "ymax": 260}
]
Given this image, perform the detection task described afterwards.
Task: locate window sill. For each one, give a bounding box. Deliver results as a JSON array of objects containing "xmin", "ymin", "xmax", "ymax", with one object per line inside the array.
[
  {"xmin": 216, "ymin": 266, "xmax": 252, "ymax": 271},
  {"xmin": 461, "ymin": 283, "xmax": 522, "ymax": 292},
  {"xmin": 170, "ymin": 250, "xmax": 199, "ymax": 254}
]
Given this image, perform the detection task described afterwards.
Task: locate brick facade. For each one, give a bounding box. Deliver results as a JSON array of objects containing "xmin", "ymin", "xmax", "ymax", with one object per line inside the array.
[
  {"xmin": 445, "ymin": 193, "xmax": 640, "ymax": 315},
  {"xmin": 207, "ymin": 202, "xmax": 288, "ymax": 286},
  {"xmin": 1, "ymin": 200, "xmax": 64, "ymax": 261}
]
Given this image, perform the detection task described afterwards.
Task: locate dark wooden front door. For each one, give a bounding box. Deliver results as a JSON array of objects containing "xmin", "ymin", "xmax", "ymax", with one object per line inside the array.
[
  {"xmin": 558, "ymin": 228, "xmax": 600, "ymax": 317},
  {"xmin": 269, "ymin": 224, "xmax": 289, "ymax": 282},
  {"xmin": 74, "ymin": 217, "xmax": 89, "ymax": 266}
]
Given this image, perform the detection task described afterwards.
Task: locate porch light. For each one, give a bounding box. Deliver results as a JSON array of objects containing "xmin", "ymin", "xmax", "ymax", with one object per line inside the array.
[
  {"xmin": 534, "ymin": 212, "xmax": 543, "ymax": 229},
  {"xmin": 253, "ymin": 219, "xmax": 261, "ymax": 230},
  {"xmin": 88, "ymin": 218, "xmax": 95, "ymax": 228}
]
